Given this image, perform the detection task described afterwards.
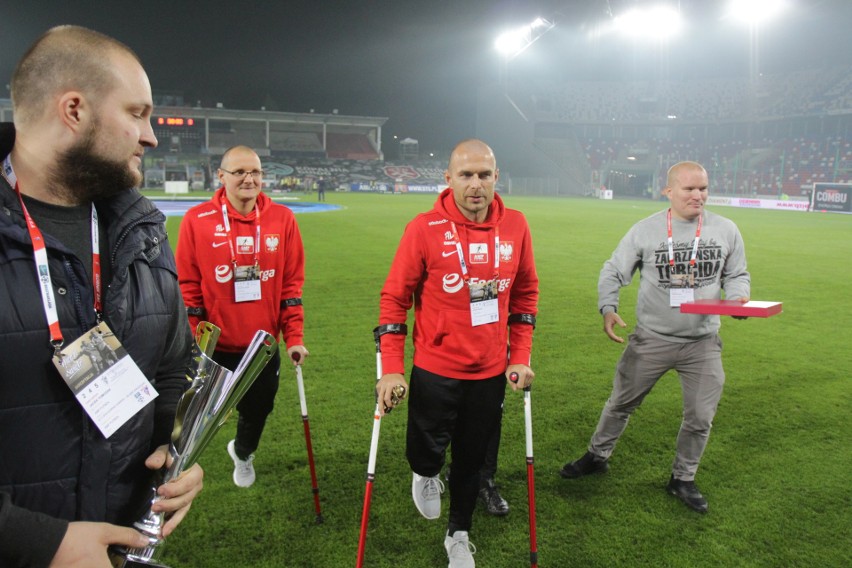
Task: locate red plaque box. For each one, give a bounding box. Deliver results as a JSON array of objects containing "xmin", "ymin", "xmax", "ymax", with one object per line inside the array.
[{"xmin": 680, "ymin": 299, "xmax": 783, "ymax": 318}]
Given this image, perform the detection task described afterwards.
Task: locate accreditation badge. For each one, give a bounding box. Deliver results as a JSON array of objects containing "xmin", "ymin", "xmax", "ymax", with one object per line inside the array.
[
  {"xmin": 669, "ymin": 272, "xmax": 695, "ymax": 307},
  {"xmin": 469, "ymin": 279, "xmax": 499, "ymax": 326},
  {"xmin": 52, "ymin": 321, "xmax": 158, "ymax": 438},
  {"xmin": 234, "ymin": 264, "xmax": 262, "ymax": 302}
]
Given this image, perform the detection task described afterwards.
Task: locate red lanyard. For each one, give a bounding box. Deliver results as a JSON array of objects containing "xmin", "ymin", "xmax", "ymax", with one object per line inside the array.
[
  {"xmin": 220, "ymin": 196, "xmax": 261, "ymax": 267},
  {"xmin": 666, "ymin": 208, "xmax": 702, "ymax": 268},
  {"xmin": 449, "ymin": 222, "xmax": 500, "ymax": 284},
  {"xmin": 15, "ymin": 185, "xmax": 102, "ymax": 350}
]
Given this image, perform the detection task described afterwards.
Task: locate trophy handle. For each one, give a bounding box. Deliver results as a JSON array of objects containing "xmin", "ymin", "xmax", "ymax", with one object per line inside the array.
[
  {"xmin": 194, "ymin": 322, "xmax": 221, "ymax": 359},
  {"xmin": 172, "ymin": 323, "xmax": 221, "ymax": 447}
]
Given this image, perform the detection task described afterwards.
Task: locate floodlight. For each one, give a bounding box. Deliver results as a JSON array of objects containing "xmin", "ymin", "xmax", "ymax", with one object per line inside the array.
[
  {"xmin": 612, "ymin": 5, "xmax": 683, "ymax": 41},
  {"xmin": 495, "ymin": 30, "xmax": 527, "ymax": 56},
  {"xmin": 494, "ymin": 17, "xmax": 555, "ymax": 59},
  {"xmin": 727, "ymin": 0, "xmax": 789, "ymax": 25}
]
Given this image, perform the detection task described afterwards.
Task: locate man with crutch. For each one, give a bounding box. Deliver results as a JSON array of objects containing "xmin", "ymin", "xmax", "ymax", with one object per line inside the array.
[
  {"xmin": 176, "ymin": 145, "xmax": 309, "ymax": 488},
  {"xmin": 376, "ymin": 139, "xmax": 539, "ymax": 567}
]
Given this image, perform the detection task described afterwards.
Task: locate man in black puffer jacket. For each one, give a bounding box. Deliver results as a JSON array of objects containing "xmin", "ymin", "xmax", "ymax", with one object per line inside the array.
[{"xmin": 0, "ymin": 25, "xmax": 203, "ymax": 567}]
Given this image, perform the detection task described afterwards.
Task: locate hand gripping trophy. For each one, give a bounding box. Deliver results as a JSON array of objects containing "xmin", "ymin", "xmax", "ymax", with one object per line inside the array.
[{"xmin": 110, "ymin": 322, "xmax": 277, "ymax": 567}]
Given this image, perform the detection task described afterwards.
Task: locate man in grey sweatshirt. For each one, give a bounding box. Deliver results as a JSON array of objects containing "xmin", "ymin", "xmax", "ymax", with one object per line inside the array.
[{"xmin": 559, "ymin": 161, "xmax": 750, "ymax": 513}]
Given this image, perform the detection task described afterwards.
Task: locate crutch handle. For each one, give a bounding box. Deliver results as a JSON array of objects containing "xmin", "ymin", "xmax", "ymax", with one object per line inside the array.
[
  {"xmin": 509, "ymin": 372, "xmax": 532, "ymax": 392},
  {"xmin": 373, "ymin": 325, "xmax": 408, "ymax": 414}
]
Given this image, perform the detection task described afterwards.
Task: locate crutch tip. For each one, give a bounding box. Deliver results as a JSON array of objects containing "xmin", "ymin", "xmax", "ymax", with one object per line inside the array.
[{"xmin": 315, "ymin": 514, "xmax": 325, "ymax": 524}]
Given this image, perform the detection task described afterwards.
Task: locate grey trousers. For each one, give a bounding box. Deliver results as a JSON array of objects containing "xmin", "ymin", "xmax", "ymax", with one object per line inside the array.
[{"xmin": 588, "ymin": 327, "xmax": 725, "ymax": 480}]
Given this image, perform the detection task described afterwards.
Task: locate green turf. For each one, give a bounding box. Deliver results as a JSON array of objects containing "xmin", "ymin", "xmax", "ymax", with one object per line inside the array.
[{"xmin": 158, "ymin": 192, "xmax": 851, "ymax": 567}]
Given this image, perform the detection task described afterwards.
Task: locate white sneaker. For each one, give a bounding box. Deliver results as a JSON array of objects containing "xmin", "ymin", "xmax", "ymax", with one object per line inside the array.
[
  {"xmin": 444, "ymin": 531, "xmax": 476, "ymax": 568},
  {"xmin": 412, "ymin": 473, "xmax": 444, "ymax": 519},
  {"xmin": 227, "ymin": 439, "xmax": 256, "ymax": 488}
]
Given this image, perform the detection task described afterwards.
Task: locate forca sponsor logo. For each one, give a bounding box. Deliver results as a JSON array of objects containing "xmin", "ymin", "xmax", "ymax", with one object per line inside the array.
[
  {"xmin": 442, "ymin": 274, "xmax": 512, "ymax": 294},
  {"xmin": 443, "ymin": 273, "xmax": 464, "ymax": 293},
  {"xmin": 215, "ymin": 265, "xmax": 277, "ymax": 283},
  {"xmin": 215, "ymin": 265, "xmax": 233, "ymax": 283}
]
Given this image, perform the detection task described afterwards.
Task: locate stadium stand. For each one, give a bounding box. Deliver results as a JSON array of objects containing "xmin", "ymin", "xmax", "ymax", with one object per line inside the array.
[
  {"xmin": 326, "ymin": 133, "xmax": 381, "ymax": 160},
  {"xmin": 4, "ymin": 63, "xmax": 847, "ymax": 198},
  {"xmin": 268, "ymin": 131, "xmax": 325, "ymax": 155},
  {"xmin": 477, "ymin": 64, "xmax": 852, "ymax": 197}
]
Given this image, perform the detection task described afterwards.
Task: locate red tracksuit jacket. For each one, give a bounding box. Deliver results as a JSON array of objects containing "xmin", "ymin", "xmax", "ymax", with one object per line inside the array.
[
  {"xmin": 380, "ymin": 188, "xmax": 538, "ymax": 379},
  {"xmin": 176, "ymin": 188, "xmax": 305, "ymax": 352}
]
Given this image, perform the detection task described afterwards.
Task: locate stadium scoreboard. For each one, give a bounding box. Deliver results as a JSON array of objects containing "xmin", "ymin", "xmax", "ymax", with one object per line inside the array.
[{"xmin": 156, "ymin": 117, "xmax": 196, "ymax": 126}]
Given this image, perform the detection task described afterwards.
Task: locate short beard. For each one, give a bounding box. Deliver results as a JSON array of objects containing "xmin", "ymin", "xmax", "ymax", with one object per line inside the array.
[{"xmin": 48, "ymin": 126, "xmax": 141, "ymax": 205}]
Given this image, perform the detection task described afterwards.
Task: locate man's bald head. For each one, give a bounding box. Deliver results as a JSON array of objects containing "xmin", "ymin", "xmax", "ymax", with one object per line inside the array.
[
  {"xmin": 220, "ymin": 145, "xmax": 260, "ymax": 169},
  {"xmin": 448, "ymin": 139, "xmax": 496, "ymax": 171},
  {"xmin": 445, "ymin": 139, "xmax": 499, "ymax": 223},
  {"xmin": 666, "ymin": 161, "xmax": 707, "ymax": 187}
]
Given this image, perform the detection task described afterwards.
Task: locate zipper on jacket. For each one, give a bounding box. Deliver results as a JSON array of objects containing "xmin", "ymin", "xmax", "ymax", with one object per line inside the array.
[{"xmin": 63, "ymin": 257, "xmax": 96, "ymax": 336}]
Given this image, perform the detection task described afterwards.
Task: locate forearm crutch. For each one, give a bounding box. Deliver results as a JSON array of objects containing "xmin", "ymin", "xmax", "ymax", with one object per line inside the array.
[
  {"xmin": 356, "ymin": 324, "xmax": 407, "ymax": 568},
  {"xmin": 293, "ymin": 352, "xmax": 323, "ymax": 524},
  {"xmin": 510, "ymin": 371, "xmax": 538, "ymax": 568}
]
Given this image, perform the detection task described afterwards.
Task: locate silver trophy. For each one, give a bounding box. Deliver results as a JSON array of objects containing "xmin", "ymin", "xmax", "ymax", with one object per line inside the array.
[{"xmin": 110, "ymin": 323, "xmax": 277, "ymax": 567}]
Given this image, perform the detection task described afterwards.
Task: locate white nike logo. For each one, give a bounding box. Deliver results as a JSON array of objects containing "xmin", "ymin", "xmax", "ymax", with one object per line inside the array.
[
  {"xmin": 212, "ymin": 242, "xmax": 228, "ymax": 248},
  {"xmin": 442, "ymin": 250, "xmax": 457, "ymax": 257}
]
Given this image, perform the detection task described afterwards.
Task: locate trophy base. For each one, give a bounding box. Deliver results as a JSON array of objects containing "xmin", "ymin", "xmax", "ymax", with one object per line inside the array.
[
  {"xmin": 109, "ymin": 547, "xmax": 171, "ymax": 568},
  {"xmin": 112, "ymin": 559, "xmax": 171, "ymax": 568}
]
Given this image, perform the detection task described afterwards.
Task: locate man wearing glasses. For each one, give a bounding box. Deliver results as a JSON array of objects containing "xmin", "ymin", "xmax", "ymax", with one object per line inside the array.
[{"xmin": 176, "ymin": 145, "xmax": 309, "ymax": 488}]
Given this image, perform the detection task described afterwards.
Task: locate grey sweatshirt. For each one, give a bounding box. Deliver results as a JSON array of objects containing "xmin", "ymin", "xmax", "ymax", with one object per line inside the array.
[{"xmin": 598, "ymin": 208, "xmax": 750, "ymax": 342}]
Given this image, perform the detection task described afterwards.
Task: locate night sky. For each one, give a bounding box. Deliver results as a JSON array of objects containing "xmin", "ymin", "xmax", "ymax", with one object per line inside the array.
[{"xmin": 2, "ymin": 0, "xmax": 850, "ymax": 156}]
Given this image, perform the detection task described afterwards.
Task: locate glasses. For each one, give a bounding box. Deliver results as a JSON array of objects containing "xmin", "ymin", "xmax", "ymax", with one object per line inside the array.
[{"xmin": 221, "ymin": 168, "xmax": 265, "ymax": 180}]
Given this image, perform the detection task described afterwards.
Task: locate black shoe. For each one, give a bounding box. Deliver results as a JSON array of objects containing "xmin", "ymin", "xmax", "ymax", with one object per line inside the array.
[
  {"xmin": 666, "ymin": 475, "xmax": 708, "ymax": 513},
  {"xmin": 479, "ymin": 478, "xmax": 509, "ymax": 516},
  {"xmin": 559, "ymin": 451, "xmax": 609, "ymax": 479}
]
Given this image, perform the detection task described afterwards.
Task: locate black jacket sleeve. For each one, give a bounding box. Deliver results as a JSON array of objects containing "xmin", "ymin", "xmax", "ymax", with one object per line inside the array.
[{"xmin": 0, "ymin": 492, "xmax": 68, "ymax": 568}]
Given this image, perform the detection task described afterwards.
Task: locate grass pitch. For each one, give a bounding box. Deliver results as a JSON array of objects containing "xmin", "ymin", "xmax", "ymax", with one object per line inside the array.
[{"xmin": 159, "ymin": 192, "xmax": 851, "ymax": 567}]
